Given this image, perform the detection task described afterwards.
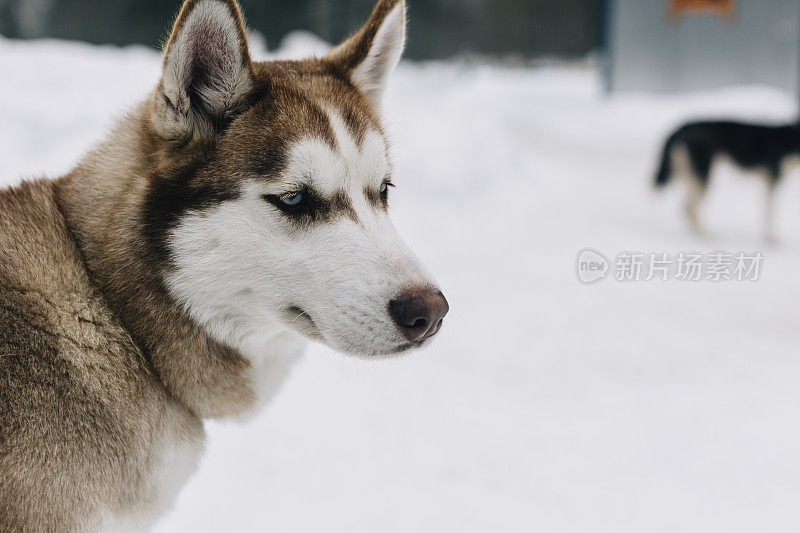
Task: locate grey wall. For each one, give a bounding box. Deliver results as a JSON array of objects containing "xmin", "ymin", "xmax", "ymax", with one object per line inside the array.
[
  {"xmin": 0, "ymin": 0, "xmax": 604, "ymax": 60},
  {"xmin": 607, "ymin": 0, "xmax": 800, "ymax": 94}
]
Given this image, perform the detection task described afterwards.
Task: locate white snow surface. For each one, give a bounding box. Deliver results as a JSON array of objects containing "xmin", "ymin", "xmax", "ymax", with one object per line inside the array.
[{"xmin": 2, "ymin": 33, "xmax": 800, "ymax": 532}]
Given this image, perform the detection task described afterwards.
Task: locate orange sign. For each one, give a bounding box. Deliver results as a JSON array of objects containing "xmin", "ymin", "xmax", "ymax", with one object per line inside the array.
[{"xmin": 669, "ymin": 0, "xmax": 735, "ymax": 18}]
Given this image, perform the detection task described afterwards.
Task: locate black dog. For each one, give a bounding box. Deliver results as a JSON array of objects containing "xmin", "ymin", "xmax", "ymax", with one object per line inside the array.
[{"xmin": 655, "ymin": 121, "xmax": 800, "ymax": 241}]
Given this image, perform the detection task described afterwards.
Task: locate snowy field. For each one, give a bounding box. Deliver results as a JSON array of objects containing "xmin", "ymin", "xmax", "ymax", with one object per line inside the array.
[{"xmin": 3, "ymin": 33, "xmax": 800, "ymax": 532}]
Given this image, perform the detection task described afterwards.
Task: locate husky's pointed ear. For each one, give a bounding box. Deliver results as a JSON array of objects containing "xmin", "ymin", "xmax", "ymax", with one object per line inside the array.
[
  {"xmin": 325, "ymin": 0, "xmax": 406, "ymax": 107},
  {"xmin": 155, "ymin": 0, "xmax": 254, "ymax": 140}
]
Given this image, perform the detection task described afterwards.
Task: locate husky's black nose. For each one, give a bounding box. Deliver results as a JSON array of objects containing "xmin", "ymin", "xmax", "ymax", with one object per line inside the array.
[{"xmin": 389, "ymin": 290, "xmax": 449, "ymax": 343}]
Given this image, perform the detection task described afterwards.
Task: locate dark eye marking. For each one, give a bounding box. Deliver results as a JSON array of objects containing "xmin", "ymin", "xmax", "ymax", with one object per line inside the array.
[
  {"xmin": 262, "ymin": 188, "xmax": 358, "ymax": 224},
  {"xmin": 366, "ymin": 179, "xmax": 394, "ymax": 210},
  {"xmin": 262, "ymin": 187, "xmax": 318, "ymax": 220}
]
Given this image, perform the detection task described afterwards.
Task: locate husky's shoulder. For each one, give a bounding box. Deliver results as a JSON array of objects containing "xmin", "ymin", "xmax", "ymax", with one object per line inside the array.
[{"xmin": 0, "ymin": 180, "xmax": 203, "ymax": 530}]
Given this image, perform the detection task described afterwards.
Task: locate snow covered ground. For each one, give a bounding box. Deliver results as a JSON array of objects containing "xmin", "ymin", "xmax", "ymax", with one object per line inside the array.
[{"xmin": 3, "ymin": 33, "xmax": 800, "ymax": 532}]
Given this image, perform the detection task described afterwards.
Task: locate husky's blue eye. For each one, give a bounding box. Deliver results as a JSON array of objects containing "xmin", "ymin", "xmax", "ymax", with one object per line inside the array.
[
  {"xmin": 380, "ymin": 181, "xmax": 394, "ymax": 194},
  {"xmin": 262, "ymin": 191, "xmax": 311, "ymax": 216},
  {"xmin": 281, "ymin": 193, "xmax": 304, "ymax": 207}
]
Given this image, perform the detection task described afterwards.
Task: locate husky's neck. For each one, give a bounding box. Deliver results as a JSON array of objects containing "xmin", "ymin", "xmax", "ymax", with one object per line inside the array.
[{"xmin": 53, "ymin": 99, "xmax": 299, "ymax": 418}]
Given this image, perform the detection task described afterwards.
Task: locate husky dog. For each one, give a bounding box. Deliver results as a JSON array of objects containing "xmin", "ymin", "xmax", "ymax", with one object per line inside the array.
[
  {"xmin": 654, "ymin": 120, "xmax": 800, "ymax": 241},
  {"xmin": 0, "ymin": 0, "xmax": 449, "ymax": 529}
]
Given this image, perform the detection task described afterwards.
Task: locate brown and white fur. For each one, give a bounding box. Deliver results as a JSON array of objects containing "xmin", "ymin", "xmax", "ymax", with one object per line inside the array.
[{"xmin": 0, "ymin": 0, "xmax": 449, "ymax": 529}]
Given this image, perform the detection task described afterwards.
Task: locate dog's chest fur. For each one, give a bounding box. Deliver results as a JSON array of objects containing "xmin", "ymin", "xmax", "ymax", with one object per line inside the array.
[{"xmin": 0, "ymin": 181, "xmax": 207, "ymax": 530}]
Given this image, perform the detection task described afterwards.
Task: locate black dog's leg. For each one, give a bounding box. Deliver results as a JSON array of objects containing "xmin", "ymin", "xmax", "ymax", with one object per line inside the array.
[{"xmin": 685, "ymin": 147, "xmax": 712, "ymax": 237}]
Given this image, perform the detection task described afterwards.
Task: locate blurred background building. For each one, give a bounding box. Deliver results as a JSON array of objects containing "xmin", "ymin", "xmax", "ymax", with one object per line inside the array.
[
  {"xmin": 1, "ymin": 0, "xmax": 798, "ymax": 96},
  {"xmin": 0, "ymin": 0, "xmax": 604, "ymax": 60},
  {"xmin": 606, "ymin": 0, "xmax": 800, "ymax": 94}
]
